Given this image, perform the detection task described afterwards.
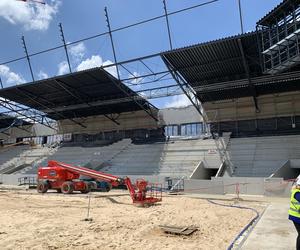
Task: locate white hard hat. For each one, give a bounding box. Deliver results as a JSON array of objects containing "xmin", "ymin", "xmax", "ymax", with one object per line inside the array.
[{"xmin": 296, "ymin": 179, "xmax": 300, "ymax": 186}]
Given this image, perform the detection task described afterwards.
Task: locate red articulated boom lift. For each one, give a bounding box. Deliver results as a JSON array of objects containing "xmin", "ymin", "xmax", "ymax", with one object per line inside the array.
[{"xmin": 37, "ymin": 161, "xmax": 162, "ymax": 206}]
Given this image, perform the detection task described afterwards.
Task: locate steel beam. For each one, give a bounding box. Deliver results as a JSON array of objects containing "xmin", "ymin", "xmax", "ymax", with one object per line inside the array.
[
  {"xmin": 21, "ymin": 36, "xmax": 35, "ymax": 82},
  {"xmin": 238, "ymin": 38, "xmax": 260, "ymax": 112},
  {"xmin": 0, "ymin": 99, "xmax": 56, "ymax": 130},
  {"xmin": 105, "ymin": 73, "xmax": 159, "ymax": 121},
  {"xmin": 54, "ymin": 79, "xmax": 120, "ymax": 125},
  {"xmin": 163, "ymin": 0, "xmax": 173, "ymax": 50},
  {"xmin": 105, "ymin": 7, "xmax": 121, "ymax": 80},
  {"xmin": 162, "ymin": 55, "xmax": 206, "ymax": 121},
  {"xmin": 59, "ymin": 23, "xmax": 72, "ymax": 73},
  {"xmin": 13, "ymin": 87, "xmax": 87, "ymax": 128}
]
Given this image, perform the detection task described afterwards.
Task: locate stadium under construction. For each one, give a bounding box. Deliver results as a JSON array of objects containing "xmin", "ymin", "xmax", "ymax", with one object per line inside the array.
[{"xmin": 0, "ymin": 0, "xmax": 300, "ymax": 249}]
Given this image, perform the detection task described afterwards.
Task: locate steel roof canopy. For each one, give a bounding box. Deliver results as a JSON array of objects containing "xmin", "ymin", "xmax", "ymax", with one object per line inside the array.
[
  {"xmin": 161, "ymin": 32, "xmax": 261, "ymax": 85},
  {"xmin": 161, "ymin": 32, "xmax": 262, "ymax": 102},
  {"xmin": 257, "ymin": 0, "xmax": 300, "ymax": 27},
  {"xmin": 0, "ymin": 67, "xmax": 155, "ymax": 120},
  {"xmin": 162, "ymin": 31, "xmax": 300, "ymax": 103}
]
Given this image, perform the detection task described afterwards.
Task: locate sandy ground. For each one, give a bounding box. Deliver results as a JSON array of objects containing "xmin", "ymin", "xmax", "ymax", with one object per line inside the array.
[{"xmin": 0, "ymin": 189, "xmax": 264, "ymax": 250}]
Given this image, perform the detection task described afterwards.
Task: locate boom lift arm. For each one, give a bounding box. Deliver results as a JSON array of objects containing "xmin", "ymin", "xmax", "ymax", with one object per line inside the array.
[{"xmin": 38, "ymin": 161, "xmax": 162, "ymax": 206}]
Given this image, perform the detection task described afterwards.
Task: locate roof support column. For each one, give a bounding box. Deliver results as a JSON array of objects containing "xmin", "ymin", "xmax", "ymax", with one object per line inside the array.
[
  {"xmin": 163, "ymin": 0, "xmax": 173, "ymax": 50},
  {"xmin": 59, "ymin": 23, "xmax": 72, "ymax": 73},
  {"xmin": 104, "ymin": 7, "xmax": 158, "ymax": 122},
  {"xmin": 238, "ymin": 38, "xmax": 260, "ymax": 112},
  {"xmin": 21, "ymin": 36, "xmax": 35, "ymax": 82},
  {"xmin": 104, "ymin": 7, "xmax": 120, "ymax": 80}
]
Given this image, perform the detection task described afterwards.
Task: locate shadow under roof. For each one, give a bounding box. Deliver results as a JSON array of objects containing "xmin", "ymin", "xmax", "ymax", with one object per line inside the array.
[{"xmin": 0, "ymin": 67, "xmax": 154, "ymax": 120}]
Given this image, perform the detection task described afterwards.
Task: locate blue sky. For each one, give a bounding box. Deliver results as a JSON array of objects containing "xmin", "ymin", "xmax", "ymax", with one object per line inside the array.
[{"xmin": 0, "ymin": 0, "xmax": 282, "ymax": 109}]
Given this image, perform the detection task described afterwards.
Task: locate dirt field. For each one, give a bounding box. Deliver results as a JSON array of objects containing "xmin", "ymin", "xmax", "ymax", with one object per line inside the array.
[{"xmin": 0, "ymin": 189, "xmax": 262, "ymax": 250}]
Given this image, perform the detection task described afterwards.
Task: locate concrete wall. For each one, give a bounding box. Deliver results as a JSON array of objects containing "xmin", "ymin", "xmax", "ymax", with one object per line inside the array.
[
  {"xmin": 271, "ymin": 160, "xmax": 300, "ymax": 179},
  {"xmin": 190, "ymin": 161, "xmax": 218, "ymax": 180},
  {"xmin": 185, "ymin": 179, "xmax": 224, "ymax": 194},
  {"xmin": 58, "ymin": 106, "xmax": 204, "ymax": 134},
  {"xmin": 0, "ymin": 174, "xmax": 36, "ymax": 185},
  {"xmin": 57, "ymin": 110, "xmax": 160, "ymax": 134},
  {"xmin": 0, "ymin": 124, "xmax": 56, "ymax": 143},
  {"xmin": 158, "ymin": 105, "xmax": 202, "ymax": 125},
  {"xmin": 185, "ymin": 177, "xmax": 292, "ymax": 196},
  {"xmin": 203, "ymin": 91, "xmax": 300, "ymax": 123},
  {"xmin": 291, "ymin": 159, "xmax": 300, "ymax": 168}
]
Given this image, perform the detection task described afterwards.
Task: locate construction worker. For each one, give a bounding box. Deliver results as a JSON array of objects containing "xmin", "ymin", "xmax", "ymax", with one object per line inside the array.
[{"xmin": 289, "ymin": 178, "xmax": 300, "ymax": 250}]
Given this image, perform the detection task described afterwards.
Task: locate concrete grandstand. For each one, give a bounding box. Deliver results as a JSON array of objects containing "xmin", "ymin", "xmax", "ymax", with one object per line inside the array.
[
  {"xmin": 0, "ymin": 0, "xmax": 299, "ymax": 192},
  {"xmin": 1, "ymin": 1, "xmax": 300, "ymax": 249}
]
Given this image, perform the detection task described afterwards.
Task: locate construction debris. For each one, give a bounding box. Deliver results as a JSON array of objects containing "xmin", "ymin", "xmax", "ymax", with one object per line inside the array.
[{"xmin": 159, "ymin": 225, "xmax": 198, "ymax": 236}]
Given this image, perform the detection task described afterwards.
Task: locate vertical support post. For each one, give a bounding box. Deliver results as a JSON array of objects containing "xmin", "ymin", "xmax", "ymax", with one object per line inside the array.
[
  {"xmin": 104, "ymin": 7, "xmax": 120, "ymax": 80},
  {"xmin": 256, "ymin": 25, "xmax": 264, "ymax": 72},
  {"xmin": 163, "ymin": 0, "xmax": 173, "ymax": 50},
  {"xmin": 293, "ymin": 5, "xmax": 297, "ymax": 32},
  {"xmin": 0, "ymin": 77, "xmax": 3, "ymax": 89},
  {"xmin": 276, "ymin": 18, "xmax": 279, "ymax": 44},
  {"xmin": 237, "ymin": 0, "xmax": 244, "ymax": 34},
  {"xmin": 21, "ymin": 36, "xmax": 35, "ymax": 82},
  {"xmin": 238, "ymin": 38, "xmax": 259, "ymax": 112},
  {"xmin": 84, "ymin": 193, "xmax": 93, "ymax": 221},
  {"xmin": 59, "ymin": 23, "xmax": 72, "ymax": 73},
  {"xmin": 284, "ymin": 12, "xmax": 288, "ymax": 37},
  {"xmin": 235, "ymin": 183, "xmax": 240, "ymax": 200}
]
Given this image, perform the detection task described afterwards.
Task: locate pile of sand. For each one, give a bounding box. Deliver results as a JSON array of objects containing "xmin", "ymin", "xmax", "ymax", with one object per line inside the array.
[{"xmin": 0, "ymin": 190, "xmax": 260, "ymax": 250}]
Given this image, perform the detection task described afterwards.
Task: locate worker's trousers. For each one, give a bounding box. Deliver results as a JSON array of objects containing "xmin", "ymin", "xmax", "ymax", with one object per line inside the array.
[{"xmin": 294, "ymin": 222, "xmax": 300, "ymax": 250}]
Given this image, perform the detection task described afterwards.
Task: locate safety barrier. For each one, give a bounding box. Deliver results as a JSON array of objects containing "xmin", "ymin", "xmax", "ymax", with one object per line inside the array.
[{"xmin": 184, "ymin": 177, "xmax": 294, "ymax": 196}]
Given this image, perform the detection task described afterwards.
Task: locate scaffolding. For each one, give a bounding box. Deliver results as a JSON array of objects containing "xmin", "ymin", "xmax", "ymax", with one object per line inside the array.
[{"xmin": 257, "ymin": 0, "xmax": 300, "ymax": 74}]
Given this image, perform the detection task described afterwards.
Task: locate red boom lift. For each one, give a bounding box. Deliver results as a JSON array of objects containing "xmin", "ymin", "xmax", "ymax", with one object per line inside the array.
[{"xmin": 37, "ymin": 161, "xmax": 162, "ymax": 206}]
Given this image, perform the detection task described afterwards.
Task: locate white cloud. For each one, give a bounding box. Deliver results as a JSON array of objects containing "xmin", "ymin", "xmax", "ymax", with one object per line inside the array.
[
  {"xmin": 165, "ymin": 94, "xmax": 192, "ymax": 108},
  {"xmin": 76, "ymin": 55, "xmax": 118, "ymax": 78},
  {"xmin": 102, "ymin": 60, "xmax": 118, "ymax": 78},
  {"xmin": 0, "ymin": 0, "xmax": 60, "ymax": 31},
  {"xmin": 76, "ymin": 55, "xmax": 102, "ymax": 71},
  {"xmin": 138, "ymin": 91, "xmax": 147, "ymax": 98},
  {"xmin": 37, "ymin": 70, "xmax": 48, "ymax": 80},
  {"xmin": 130, "ymin": 71, "xmax": 143, "ymax": 85},
  {"xmin": 69, "ymin": 42, "xmax": 86, "ymax": 62},
  {"xmin": 57, "ymin": 61, "xmax": 70, "ymax": 75},
  {"xmin": 0, "ymin": 65, "xmax": 25, "ymax": 87}
]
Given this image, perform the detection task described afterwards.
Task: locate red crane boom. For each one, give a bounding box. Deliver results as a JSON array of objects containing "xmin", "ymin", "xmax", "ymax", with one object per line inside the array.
[{"xmin": 37, "ymin": 161, "xmax": 162, "ymax": 206}]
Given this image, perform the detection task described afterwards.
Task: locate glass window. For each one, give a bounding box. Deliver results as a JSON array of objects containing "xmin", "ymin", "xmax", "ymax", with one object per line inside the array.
[{"xmin": 165, "ymin": 125, "xmax": 179, "ymax": 136}]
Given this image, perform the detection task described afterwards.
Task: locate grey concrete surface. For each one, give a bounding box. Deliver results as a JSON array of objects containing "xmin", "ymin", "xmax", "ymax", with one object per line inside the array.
[{"xmin": 242, "ymin": 201, "xmax": 297, "ymax": 250}]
